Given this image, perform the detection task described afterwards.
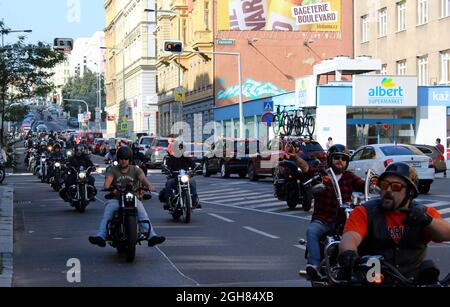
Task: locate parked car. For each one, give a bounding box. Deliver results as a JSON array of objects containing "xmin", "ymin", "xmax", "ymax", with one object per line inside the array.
[
  {"xmin": 36, "ymin": 124, "xmax": 49, "ymax": 133},
  {"xmin": 137, "ymin": 136, "xmax": 156, "ymax": 156},
  {"xmin": 412, "ymin": 144, "xmax": 447, "ymax": 174},
  {"xmin": 75, "ymin": 132, "xmax": 104, "ymax": 149},
  {"xmin": 145, "ymin": 137, "xmax": 170, "ymax": 168},
  {"xmin": 202, "ymin": 138, "xmax": 260, "ymax": 178},
  {"xmin": 67, "ymin": 117, "xmax": 79, "ymax": 128},
  {"xmin": 247, "ymin": 137, "xmax": 327, "ymax": 181},
  {"xmin": 348, "ymin": 144, "xmax": 435, "ymax": 194},
  {"xmin": 93, "ymin": 138, "xmax": 106, "ymax": 155}
]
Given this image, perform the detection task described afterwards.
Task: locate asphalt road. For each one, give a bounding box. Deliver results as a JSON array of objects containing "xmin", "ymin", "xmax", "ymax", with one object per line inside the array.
[{"xmin": 8, "ymin": 148, "xmax": 450, "ymax": 287}]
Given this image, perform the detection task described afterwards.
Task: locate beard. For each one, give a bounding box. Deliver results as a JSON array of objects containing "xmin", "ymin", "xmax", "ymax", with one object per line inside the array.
[{"xmin": 381, "ymin": 192, "xmax": 399, "ymax": 211}]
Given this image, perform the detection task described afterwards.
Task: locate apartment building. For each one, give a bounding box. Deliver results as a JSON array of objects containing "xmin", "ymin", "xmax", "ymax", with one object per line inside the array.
[
  {"xmin": 104, "ymin": 0, "xmax": 158, "ymax": 138},
  {"xmin": 355, "ymin": 0, "xmax": 450, "ymax": 85},
  {"xmin": 156, "ymin": 0, "xmax": 214, "ymax": 140}
]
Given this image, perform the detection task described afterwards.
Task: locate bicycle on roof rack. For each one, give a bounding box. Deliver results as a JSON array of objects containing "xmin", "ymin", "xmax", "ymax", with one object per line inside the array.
[{"xmin": 273, "ymin": 106, "xmax": 316, "ymax": 139}]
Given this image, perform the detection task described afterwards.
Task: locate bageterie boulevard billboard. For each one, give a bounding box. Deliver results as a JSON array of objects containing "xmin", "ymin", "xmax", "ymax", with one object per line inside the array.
[
  {"xmin": 217, "ymin": 0, "xmax": 341, "ymax": 32},
  {"xmin": 353, "ymin": 76, "xmax": 418, "ymax": 107}
]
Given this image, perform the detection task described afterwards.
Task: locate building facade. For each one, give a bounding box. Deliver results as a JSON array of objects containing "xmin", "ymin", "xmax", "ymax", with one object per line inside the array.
[
  {"xmin": 156, "ymin": 0, "xmax": 214, "ymax": 141},
  {"xmin": 104, "ymin": 0, "xmax": 158, "ymax": 139},
  {"xmin": 354, "ymin": 0, "xmax": 450, "ymax": 86}
]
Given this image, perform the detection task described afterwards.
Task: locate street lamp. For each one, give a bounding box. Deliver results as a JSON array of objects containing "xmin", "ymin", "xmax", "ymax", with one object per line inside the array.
[
  {"xmin": 87, "ymin": 59, "xmax": 103, "ymax": 132},
  {"xmin": 63, "ymin": 98, "xmax": 90, "ymax": 131}
]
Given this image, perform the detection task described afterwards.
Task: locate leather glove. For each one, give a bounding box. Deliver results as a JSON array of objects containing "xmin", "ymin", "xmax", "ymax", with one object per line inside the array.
[
  {"xmin": 338, "ymin": 250, "xmax": 360, "ymax": 269},
  {"xmin": 402, "ymin": 205, "xmax": 433, "ymax": 228}
]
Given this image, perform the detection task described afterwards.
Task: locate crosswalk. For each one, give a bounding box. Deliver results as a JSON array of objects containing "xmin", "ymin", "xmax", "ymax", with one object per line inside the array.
[{"xmin": 196, "ymin": 180, "xmax": 450, "ymax": 223}]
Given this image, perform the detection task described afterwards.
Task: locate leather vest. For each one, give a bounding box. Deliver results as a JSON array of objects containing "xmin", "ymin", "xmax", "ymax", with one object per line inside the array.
[{"xmin": 358, "ymin": 199, "xmax": 427, "ymax": 279}]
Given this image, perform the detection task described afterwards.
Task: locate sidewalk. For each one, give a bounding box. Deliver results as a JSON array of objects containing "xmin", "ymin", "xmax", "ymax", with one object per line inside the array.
[{"xmin": 0, "ymin": 185, "xmax": 14, "ymax": 287}]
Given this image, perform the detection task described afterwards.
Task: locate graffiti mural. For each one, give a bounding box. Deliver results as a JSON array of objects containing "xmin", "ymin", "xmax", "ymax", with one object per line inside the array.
[{"xmin": 217, "ymin": 78, "xmax": 287, "ymax": 101}]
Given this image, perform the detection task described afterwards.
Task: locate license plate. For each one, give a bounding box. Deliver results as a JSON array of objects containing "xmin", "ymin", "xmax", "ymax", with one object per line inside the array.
[{"xmin": 410, "ymin": 162, "xmax": 421, "ymax": 167}]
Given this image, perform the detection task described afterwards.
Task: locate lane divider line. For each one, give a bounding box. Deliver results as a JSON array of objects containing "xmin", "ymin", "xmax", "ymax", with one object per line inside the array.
[
  {"xmin": 243, "ymin": 226, "xmax": 280, "ymax": 239},
  {"xmin": 208, "ymin": 213, "xmax": 235, "ymax": 223}
]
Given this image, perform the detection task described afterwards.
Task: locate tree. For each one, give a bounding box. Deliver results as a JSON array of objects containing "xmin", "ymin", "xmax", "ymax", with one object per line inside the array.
[
  {"xmin": 62, "ymin": 68, "xmax": 105, "ymax": 121},
  {"xmin": 0, "ymin": 21, "xmax": 65, "ymax": 143}
]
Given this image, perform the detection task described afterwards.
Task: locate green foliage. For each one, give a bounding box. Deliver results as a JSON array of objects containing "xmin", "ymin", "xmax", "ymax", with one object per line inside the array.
[
  {"xmin": 4, "ymin": 103, "xmax": 29, "ymax": 122},
  {"xmin": 0, "ymin": 21, "xmax": 65, "ymax": 115},
  {"xmin": 62, "ymin": 68, "xmax": 105, "ymax": 121}
]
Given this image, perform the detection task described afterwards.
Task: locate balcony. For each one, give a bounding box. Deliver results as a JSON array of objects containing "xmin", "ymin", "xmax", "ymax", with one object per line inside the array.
[{"xmin": 191, "ymin": 30, "xmax": 213, "ymax": 49}]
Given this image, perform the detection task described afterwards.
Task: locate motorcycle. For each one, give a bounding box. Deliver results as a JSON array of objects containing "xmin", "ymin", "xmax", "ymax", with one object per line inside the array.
[
  {"xmin": 160, "ymin": 165, "xmax": 202, "ymax": 223},
  {"xmin": 105, "ymin": 159, "xmax": 119, "ymax": 174},
  {"xmin": 0, "ymin": 157, "xmax": 5, "ymax": 184},
  {"xmin": 273, "ymin": 159, "xmax": 324, "ymax": 211},
  {"xmin": 50, "ymin": 159, "xmax": 66, "ymax": 192},
  {"xmin": 104, "ymin": 184, "xmax": 152, "ymax": 263},
  {"xmin": 298, "ymin": 169, "xmax": 382, "ymax": 287},
  {"xmin": 36, "ymin": 153, "xmax": 48, "ymax": 181},
  {"xmin": 66, "ymin": 166, "xmax": 97, "ymax": 213}
]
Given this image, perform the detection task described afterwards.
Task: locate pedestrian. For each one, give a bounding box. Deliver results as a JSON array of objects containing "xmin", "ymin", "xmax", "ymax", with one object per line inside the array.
[
  {"xmin": 326, "ymin": 137, "xmax": 334, "ymax": 150},
  {"xmin": 435, "ymin": 138, "xmax": 446, "ymax": 178}
]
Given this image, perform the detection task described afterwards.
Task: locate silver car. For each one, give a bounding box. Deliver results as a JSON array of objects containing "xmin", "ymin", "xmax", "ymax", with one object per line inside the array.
[
  {"xmin": 145, "ymin": 137, "xmax": 170, "ymax": 168},
  {"xmin": 348, "ymin": 144, "xmax": 435, "ymax": 194}
]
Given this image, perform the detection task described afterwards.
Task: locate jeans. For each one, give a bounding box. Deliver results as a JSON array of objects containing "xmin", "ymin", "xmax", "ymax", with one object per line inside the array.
[
  {"xmin": 97, "ymin": 199, "xmax": 157, "ymax": 240},
  {"xmin": 306, "ymin": 219, "xmax": 334, "ymax": 267},
  {"xmin": 165, "ymin": 178, "xmax": 198, "ymax": 201}
]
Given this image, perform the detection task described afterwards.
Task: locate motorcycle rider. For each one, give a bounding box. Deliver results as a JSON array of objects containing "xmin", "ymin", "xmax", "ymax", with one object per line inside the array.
[
  {"xmin": 59, "ymin": 144, "xmax": 97, "ymax": 202},
  {"xmin": 46, "ymin": 143, "xmax": 66, "ymax": 183},
  {"xmin": 88, "ymin": 146, "xmax": 166, "ymax": 248},
  {"xmin": 339, "ymin": 162, "xmax": 450, "ymax": 283},
  {"xmin": 163, "ymin": 141, "xmax": 201, "ymax": 210},
  {"xmin": 287, "ymin": 144, "xmax": 365, "ymax": 280}
]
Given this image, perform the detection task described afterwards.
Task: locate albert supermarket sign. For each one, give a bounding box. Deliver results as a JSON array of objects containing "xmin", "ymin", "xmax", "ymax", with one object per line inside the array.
[{"xmin": 353, "ymin": 75, "xmax": 417, "ymax": 107}]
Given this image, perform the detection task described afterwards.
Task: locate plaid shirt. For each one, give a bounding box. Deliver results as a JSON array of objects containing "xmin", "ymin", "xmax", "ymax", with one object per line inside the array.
[{"xmin": 310, "ymin": 170, "xmax": 365, "ymax": 225}]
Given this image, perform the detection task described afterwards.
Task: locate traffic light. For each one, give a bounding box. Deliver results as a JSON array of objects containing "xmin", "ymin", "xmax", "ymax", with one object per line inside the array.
[
  {"xmin": 52, "ymin": 95, "xmax": 58, "ymax": 104},
  {"xmin": 53, "ymin": 38, "xmax": 74, "ymax": 51},
  {"xmin": 163, "ymin": 40, "xmax": 183, "ymax": 53}
]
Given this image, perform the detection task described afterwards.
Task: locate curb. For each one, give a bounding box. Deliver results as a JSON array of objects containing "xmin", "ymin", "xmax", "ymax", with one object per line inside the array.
[{"xmin": 0, "ymin": 186, "xmax": 14, "ymax": 287}]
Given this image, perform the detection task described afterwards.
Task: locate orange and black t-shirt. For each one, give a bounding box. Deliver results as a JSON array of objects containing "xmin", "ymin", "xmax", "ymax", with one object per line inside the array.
[{"xmin": 344, "ymin": 206, "xmax": 442, "ymax": 244}]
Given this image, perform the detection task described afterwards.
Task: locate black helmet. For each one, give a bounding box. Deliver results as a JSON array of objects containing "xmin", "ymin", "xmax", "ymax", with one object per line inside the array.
[
  {"xmin": 378, "ymin": 162, "xmax": 419, "ymax": 199},
  {"xmin": 117, "ymin": 146, "xmax": 133, "ymax": 160},
  {"xmin": 75, "ymin": 144, "xmax": 83, "ymax": 155},
  {"xmin": 54, "ymin": 143, "xmax": 61, "ymax": 150},
  {"xmin": 327, "ymin": 144, "xmax": 350, "ymax": 168}
]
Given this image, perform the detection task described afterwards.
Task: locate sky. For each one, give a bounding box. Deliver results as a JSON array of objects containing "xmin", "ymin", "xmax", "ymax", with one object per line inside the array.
[{"xmin": 0, "ymin": 0, "xmax": 105, "ymax": 45}]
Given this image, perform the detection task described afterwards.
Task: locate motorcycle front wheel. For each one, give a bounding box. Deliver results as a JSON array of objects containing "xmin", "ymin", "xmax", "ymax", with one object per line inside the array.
[
  {"xmin": 125, "ymin": 215, "xmax": 138, "ymax": 263},
  {"xmin": 0, "ymin": 168, "xmax": 5, "ymax": 184},
  {"xmin": 182, "ymin": 191, "xmax": 191, "ymax": 224}
]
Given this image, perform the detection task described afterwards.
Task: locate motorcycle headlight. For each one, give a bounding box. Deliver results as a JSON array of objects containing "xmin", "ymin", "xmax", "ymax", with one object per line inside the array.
[
  {"xmin": 55, "ymin": 162, "xmax": 61, "ymax": 168},
  {"xmin": 125, "ymin": 193, "xmax": 134, "ymax": 202},
  {"xmin": 78, "ymin": 172, "xmax": 86, "ymax": 179},
  {"xmin": 41, "ymin": 158, "xmax": 46, "ymax": 162},
  {"xmin": 67, "ymin": 151, "xmax": 73, "ymax": 157},
  {"xmin": 181, "ymin": 175, "xmax": 189, "ymax": 183}
]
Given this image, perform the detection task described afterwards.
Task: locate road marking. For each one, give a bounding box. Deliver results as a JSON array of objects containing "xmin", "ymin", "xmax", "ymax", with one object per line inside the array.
[
  {"xmin": 201, "ymin": 192, "xmax": 255, "ymax": 201},
  {"xmin": 155, "ymin": 247, "xmax": 200, "ymax": 286},
  {"xmin": 294, "ymin": 244, "xmax": 307, "ymax": 250},
  {"xmin": 208, "ymin": 213, "xmax": 235, "ymax": 223},
  {"xmin": 201, "ymin": 200, "xmax": 311, "ymax": 221},
  {"xmin": 247, "ymin": 202, "xmax": 284, "ymax": 209},
  {"xmin": 234, "ymin": 197, "xmax": 279, "ymax": 206},
  {"xmin": 419, "ymin": 201, "xmax": 450, "ymax": 208},
  {"xmin": 243, "ymin": 226, "xmax": 280, "ymax": 239},
  {"xmin": 197, "ymin": 188, "xmax": 240, "ymax": 196},
  {"xmin": 438, "ymin": 207, "xmax": 450, "ymax": 215},
  {"xmin": 219, "ymin": 193, "xmax": 267, "ymax": 203}
]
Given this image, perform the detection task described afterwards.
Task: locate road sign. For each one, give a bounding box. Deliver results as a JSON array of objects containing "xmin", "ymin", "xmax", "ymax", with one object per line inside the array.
[
  {"xmin": 264, "ymin": 101, "xmax": 274, "ymax": 112},
  {"xmin": 175, "ymin": 87, "xmax": 186, "ymax": 102},
  {"xmin": 383, "ymin": 124, "xmax": 391, "ymax": 130},
  {"xmin": 78, "ymin": 114, "xmax": 84, "ymax": 122},
  {"xmin": 262, "ymin": 112, "xmax": 275, "ymax": 127},
  {"xmin": 85, "ymin": 112, "xmax": 91, "ymax": 120},
  {"xmin": 120, "ymin": 122, "xmax": 129, "ymax": 131}
]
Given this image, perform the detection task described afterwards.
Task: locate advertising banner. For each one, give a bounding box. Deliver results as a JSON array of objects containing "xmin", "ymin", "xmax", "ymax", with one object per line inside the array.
[
  {"xmin": 353, "ymin": 76, "xmax": 418, "ymax": 107},
  {"xmin": 217, "ymin": 0, "xmax": 341, "ymax": 32}
]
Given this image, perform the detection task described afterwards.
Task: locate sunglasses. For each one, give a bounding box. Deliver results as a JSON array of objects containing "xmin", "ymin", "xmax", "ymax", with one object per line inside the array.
[
  {"xmin": 333, "ymin": 155, "xmax": 348, "ymax": 162},
  {"xmin": 380, "ymin": 180, "xmax": 405, "ymax": 192}
]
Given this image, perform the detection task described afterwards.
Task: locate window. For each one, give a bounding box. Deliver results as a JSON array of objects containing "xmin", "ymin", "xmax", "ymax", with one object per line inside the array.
[
  {"xmin": 397, "ymin": 1, "xmax": 406, "ymax": 31},
  {"xmin": 417, "ymin": 0, "xmax": 428, "ymax": 25},
  {"xmin": 378, "ymin": 8, "xmax": 388, "ymax": 37},
  {"xmin": 361, "ymin": 15, "xmax": 369, "ymax": 42},
  {"xmin": 397, "ymin": 60, "xmax": 407, "ymax": 75},
  {"xmin": 418, "ymin": 55, "xmax": 429, "ymax": 85},
  {"xmin": 204, "ymin": 1, "xmax": 210, "ymax": 30},
  {"xmin": 442, "ymin": 0, "xmax": 450, "ymax": 18},
  {"xmin": 381, "ymin": 64, "xmax": 388, "ymax": 75},
  {"xmin": 441, "ymin": 50, "xmax": 450, "ymax": 84}
]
